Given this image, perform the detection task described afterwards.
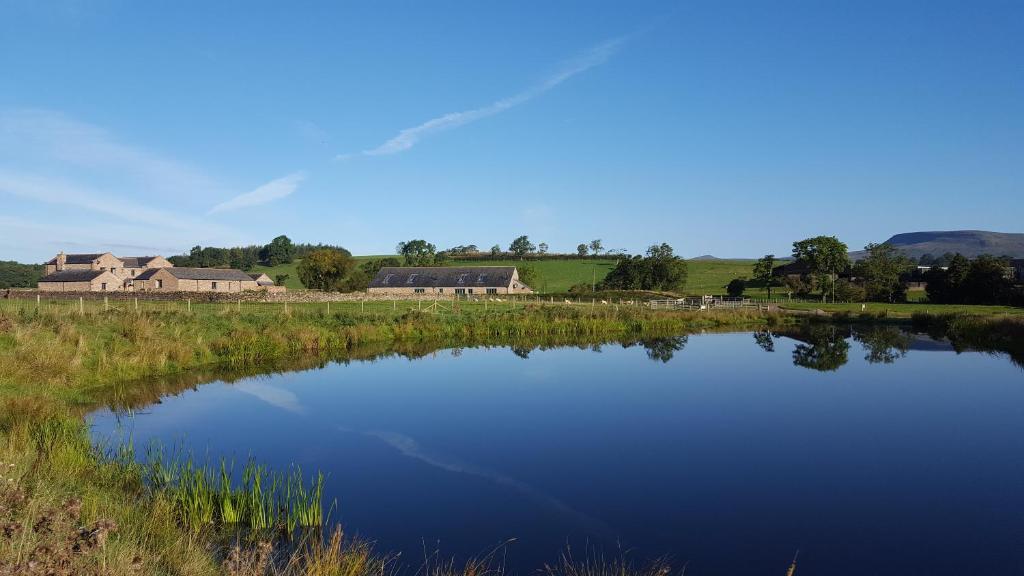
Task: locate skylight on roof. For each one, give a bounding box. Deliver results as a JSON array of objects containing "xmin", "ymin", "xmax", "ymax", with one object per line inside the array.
[
  {"xmin": 407, "ymin": 273, "xmax": 418, "ymax": 284},
  {"xmin": 457, "ymin": 274, "xmax": 468, "ymax": 285},
  {"xmin": 383, "ymin": 274, "xmax": 394, "ymax": 285}
]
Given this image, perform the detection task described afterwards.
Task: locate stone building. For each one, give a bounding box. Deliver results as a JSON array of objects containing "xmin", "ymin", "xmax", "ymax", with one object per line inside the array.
[
  {"xmin": 37, "ymin": 269, "xmax": 123, "ymax": 292},
  {"xmin": 367, "ymin": 266, "xmax": 532, "ymax": 296},
  {"xmin": 249, "ymin": 273, "xmax": 275, "ymax": 286},
  {"xmin": 41, "ymin": 251, "xmax": 174, "ymax": 291},
  {"xmin": 134, "ymin": 267, "xmax": 259, "ymax": 293}
]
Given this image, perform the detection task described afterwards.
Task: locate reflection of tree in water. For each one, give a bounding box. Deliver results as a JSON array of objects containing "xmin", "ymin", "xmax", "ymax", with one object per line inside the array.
[
  {"xmin": 791, "ymin": 325, "xmax": 851, "ymax": 372},
  {"xmin": 511, "ymin": 346, "xmax": 531, "ymax": 359},
  {"xmin": 753, "ymin": 330, "xmax": 776, "ymax": 353},
  {"xmin": 853, "ymin": 326, "xmax": 911, "ymax": 364},
  {"xmin": 639, "ymin": 336, "xmax": 688, "ymax": 363}
]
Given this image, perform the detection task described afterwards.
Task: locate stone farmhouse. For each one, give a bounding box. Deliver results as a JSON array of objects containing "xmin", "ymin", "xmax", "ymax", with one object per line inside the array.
[
  {"xmin": 367, "ymin": 266, "xmax": 532, "ymax": 296},
  {"xmin": 37, "ymin": 251, "xmax": 274, "ymax": 293}
]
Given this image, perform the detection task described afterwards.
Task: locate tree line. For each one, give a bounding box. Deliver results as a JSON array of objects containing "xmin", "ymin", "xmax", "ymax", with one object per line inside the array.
[
  {"xmin": 730, "ymin": 235, "xmax": 1021, "ymax": 306},
  {"xmin": 168, "ymin": 236, "xmax": 350, "ymax": 270}
]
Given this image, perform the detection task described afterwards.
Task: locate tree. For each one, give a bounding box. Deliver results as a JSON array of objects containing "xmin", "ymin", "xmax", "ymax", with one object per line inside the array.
[
  {"xmin": 274, "ymin": 274, "xmax": 290, "ymax": 286},
  {"xmin": 490, "ymin": 244, "xmax": 502, "ymax": 257},
  {"xmin": 589, "ymin": 239, "xmax": 603, "ymax": 256},
  {"xmin": 792, "ymin": 236, "xmax": 849, "ymax": 302},
  {"xmin": 359, "ymin": 257, "xmax": 401, "ymax": 279},
  {"xmin": 260, "ymin": 235, "xmax": 296, "ymax": 267},
  {"xmin": 854, "ymin": 243, "xmax": 913, "ymax": 303},
  {"xmin": 577, "ymin": 244, "xmax": 589, "ymax": 258},
  {"xmin": 726, "ymin": 278, "xmax": 746, "ymax": 297},
  {"xmin": 601, "ymin": 245, "xmax": 687, "ymax": 292},
  {"xmin": 925, "ymin": 253, "xmax": 970, "ymax": 303},
  {"xmin": 297, "ymin": 249, "xmax": 354, "ymax": 291},
  {"xmin": 396, "ymin": 239, "xmax": 436, "ymax": 266},
  {"xmin": 538, "ymin": 242, "xmax": 549, "ymax": 255},
  {"xmin": 752, "ymin": 254, "xmax": 777, "ymax": 299},
  {"xmin": 517, "ymin": 264, "xmax": 541, "ymax": 290},
  {"xmin": 509, "ymin": 235, "xmax": 535, "ymax": 259}
]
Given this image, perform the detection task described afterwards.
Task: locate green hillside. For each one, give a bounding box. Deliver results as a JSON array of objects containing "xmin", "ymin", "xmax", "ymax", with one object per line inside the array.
[{"xmin": 259, "ymin": 256, "xmax": 764, "ymax": 296}]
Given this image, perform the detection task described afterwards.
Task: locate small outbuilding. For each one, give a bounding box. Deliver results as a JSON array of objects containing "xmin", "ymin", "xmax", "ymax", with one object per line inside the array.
[
  {"xmin": 367, "ymin": 266, "xmax": 532, "ymax": 296},
  {"xmin": 37, "ymin": 269, "xmax": 122, "ymax": 292},
  {"xmin": 135, "ymin": 267, "xmax": 259, "ymax": 292},
  {"xmin": 249, "ymin": 273, "xmax": 275, "ymax": 286}
]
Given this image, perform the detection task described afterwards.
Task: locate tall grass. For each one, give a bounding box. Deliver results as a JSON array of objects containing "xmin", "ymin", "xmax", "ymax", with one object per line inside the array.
[{"xmin": 142, "ymin": 445, "xmax": 327, "ymax": 537}]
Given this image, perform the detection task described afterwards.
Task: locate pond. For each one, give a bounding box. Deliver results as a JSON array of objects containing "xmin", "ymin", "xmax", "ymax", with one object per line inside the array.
[{"xmin": 90, "ymin": 327, "xmax": 1024, "ymax": 575}]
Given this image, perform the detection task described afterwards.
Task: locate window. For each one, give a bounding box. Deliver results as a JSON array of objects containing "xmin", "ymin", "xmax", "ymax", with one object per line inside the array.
[
  {"xmin": 383, "ymin": 274, "xmax": 394, "ymax": 285},
  {"xmin": 406, "ymin": 274, "xmax": 418, "ymax": 284},
  {"xmin": 101, "ymin": 282, "xmax": 107, "ymax": 290},
  {"xmin": 131, "ymin": 269, "xmax": 136, "ymax": 276},
  {"xmin": 438, "ymin": 288, "xmax": 444, "ymax": 293},
  {"xmin": 457, "ymin": 274, "xmax": 468, "ymax": 285},
  {"xmin": 111, "ymin": 268, "xmax": 117, "ymax": 274},
  {"xmin": 467, "ymin": 289, "xmax": 473, "ymax": 294},
  {"xmin": 212, "ymin": 281, "xmax": 218, "ymax": 289},
  {"xmin": 414, "ymin": 288, "xmax": 425, "ymax": 294},
  {"xmin": 455, "ymin": 288, "xmax": 466, "ymax": 295},
  {"xmin": 487, "ymin": 288, "xmax": 497, "ymax": 294},
  {"xmin": 156, "ymin": 279, "xmax": 163, "ymax": 289}
]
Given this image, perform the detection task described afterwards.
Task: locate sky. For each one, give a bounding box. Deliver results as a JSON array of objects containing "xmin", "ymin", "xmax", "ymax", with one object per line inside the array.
[{"xmin": 1, "ymin": 0, "xmax": 1021, "ymax": 263}]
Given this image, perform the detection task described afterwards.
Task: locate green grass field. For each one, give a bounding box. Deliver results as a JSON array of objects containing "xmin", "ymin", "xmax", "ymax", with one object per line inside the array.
[
  {"xmin": 252, "ymin": 256, "xmax": 765, "ymax": 295},
  {"xmin": 779, "ymin": 301, "xmax": 1024, "ymax": 317}
]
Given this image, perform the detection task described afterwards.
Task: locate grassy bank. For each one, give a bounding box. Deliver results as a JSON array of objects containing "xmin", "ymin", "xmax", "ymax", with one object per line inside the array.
[{"xmin": 0, "ymin": 304, "xmax": 780, "ymax": 575}]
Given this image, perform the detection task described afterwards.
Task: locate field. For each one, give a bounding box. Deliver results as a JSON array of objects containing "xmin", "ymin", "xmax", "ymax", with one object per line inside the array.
[
  {"xmin": 779, "ymin": 301, "xmax": 1024, "ymax": 318},
  {"xmin": 252, "ymin": 256, "xmax": 763, "ymax": 295}
]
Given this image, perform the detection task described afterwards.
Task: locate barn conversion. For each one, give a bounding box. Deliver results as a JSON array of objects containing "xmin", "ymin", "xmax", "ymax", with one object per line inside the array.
[
  {"xmin": 37, "ymin": 269, "xmax": 123, "ymax": 292},
  {"xmin": 37, "ymin": 250, "xmax": 268, "ymax": 293},
  {"xmin": 367, "ymin": 266, "xmax": 532, "ymax": 296},
  {"xmin": 134, "ymin": 267, "xmax": 259, "ymax": 293}
]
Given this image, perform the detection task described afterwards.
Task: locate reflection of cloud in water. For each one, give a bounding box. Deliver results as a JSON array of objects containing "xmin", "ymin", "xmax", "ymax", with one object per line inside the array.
[
  {"xmin": 234, "ymin": 381, "xmax": 304, "ymax": 414},
  {"xmin": 342, "ymin": 427, "xmax": 615, "ymax": 540}
]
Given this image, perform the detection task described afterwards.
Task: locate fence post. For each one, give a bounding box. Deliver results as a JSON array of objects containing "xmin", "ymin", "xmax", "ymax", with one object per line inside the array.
[
  {"xmin": 79, "ymin": 297, "xmax": 84, "ymax": 315},
  {"xmin": 187, "ymin": 299, "xmax": 191, "ymax": 313},
  {"xmin": 36, "ymin": 294, "xmax": 40, "ymax": 312},
  {"xmin": 135, "ymin": 297, "xmax": 138, "ymax": 312},
  {"xmin": 361, "ymin": 300, "xmax": 364, "ymax": 313},
  {"xmin": 104, "ymin": 296, "xmax": 108, "ymax": 311},
  {"xmin": 327, "ymin": 301, "xmax": 330, "ymax": 315}
]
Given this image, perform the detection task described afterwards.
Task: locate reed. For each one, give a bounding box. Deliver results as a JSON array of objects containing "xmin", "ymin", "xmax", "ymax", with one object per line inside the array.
[{"xmin": 141, "ymin": 448, "xmax": 328, "ymax": 537}]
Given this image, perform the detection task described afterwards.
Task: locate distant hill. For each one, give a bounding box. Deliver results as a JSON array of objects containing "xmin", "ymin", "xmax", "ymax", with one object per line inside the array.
[
  {"xmin": 852, "ymin": 230, "xmax": 1024, "ymax": 260},
  {"xmin": 690, "ymin": 255, "xmax": 721, "ymax": 261}
]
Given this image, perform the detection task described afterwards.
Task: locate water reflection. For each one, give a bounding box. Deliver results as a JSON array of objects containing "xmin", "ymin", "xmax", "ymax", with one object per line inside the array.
[
  {"xmin": 758, "ymin": 324, "xmax": 935, "ymax": 371},
  {"xmin": 89, "ymin": 326, "xmax": 1024, "ymax": 576}
]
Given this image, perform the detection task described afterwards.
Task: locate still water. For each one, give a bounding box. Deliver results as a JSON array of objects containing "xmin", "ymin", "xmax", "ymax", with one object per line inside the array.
[{"xmin": 90, "ymin": 328, "xmax": 1024, "ymax": 575}]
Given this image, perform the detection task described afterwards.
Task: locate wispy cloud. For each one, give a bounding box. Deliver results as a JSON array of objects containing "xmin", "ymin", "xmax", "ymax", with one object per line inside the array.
[
  {"xmin": 340, "ymin": 38, "xmax": 623, "ymax": 159},
  {"xmin": 0, "ymin": 109, "xmax": 275, "ymax": 261},
  {"xmin": 207, "ymin": 172, "xmax": 306, "ymax": 215},
  {"xmin": 0, "ymin": 109, "xmax": 225, "ymax": 200}
]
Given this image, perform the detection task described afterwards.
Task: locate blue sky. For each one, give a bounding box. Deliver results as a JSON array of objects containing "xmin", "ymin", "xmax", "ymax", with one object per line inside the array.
[{"xmin": 1, "ymin": 0, "xmax": 1021, "ymax": 263}]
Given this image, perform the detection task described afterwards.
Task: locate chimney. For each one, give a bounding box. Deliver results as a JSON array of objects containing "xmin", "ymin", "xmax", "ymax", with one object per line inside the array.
[{"xmin": 56, "ymin": 251, "xmax": 66, "ymax": 272}]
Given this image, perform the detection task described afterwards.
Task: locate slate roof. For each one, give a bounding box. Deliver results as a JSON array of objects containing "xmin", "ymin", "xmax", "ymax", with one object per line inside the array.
[
  {"xmin": 119, "ymin": 256, "xmax": 161, "ymax": 268},
  {"xmin": 45, "ymin": 253, "xmax": 109, "ymax": 265},
  {"xmin": 38, "ymin": 270, "xmax": 110, "ymax": 282},
  {"xmin": 368, "ymin": 267, "xmax": 518, "ymax": 289},
  {"xmin": 137, "ymin": 267, "xmax": 254, "ymax": 281}
]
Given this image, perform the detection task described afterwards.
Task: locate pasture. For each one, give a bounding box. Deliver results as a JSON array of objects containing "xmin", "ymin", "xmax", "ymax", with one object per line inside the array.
[{"xmin": 253, "ymin": 256, "xmax": 765, "ymax": 295}]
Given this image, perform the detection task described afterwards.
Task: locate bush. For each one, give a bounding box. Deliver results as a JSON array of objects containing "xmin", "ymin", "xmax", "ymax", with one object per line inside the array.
[
  {"xmin": 726, "ymin": 278, "xmax": 746, "ymax": 297},
  {"xmin": 833, "ymin": 279, "xmax": 866, "ymax": 302}
]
